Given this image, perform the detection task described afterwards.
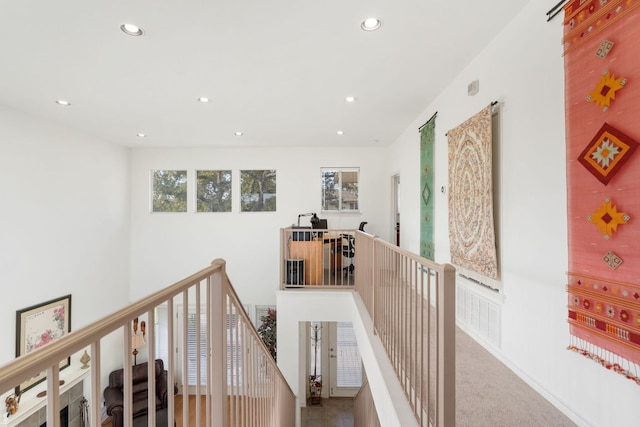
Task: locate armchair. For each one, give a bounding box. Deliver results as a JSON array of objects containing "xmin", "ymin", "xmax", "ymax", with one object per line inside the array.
[{"xmin": 104, "ymin": 359, "xmax": 169, "ymax": 427}]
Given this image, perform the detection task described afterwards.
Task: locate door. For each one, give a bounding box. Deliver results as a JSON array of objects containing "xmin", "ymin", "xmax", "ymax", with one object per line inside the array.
[
  {"xmin": 392, "ymin": 174, "xmax": 401, "ymax": 246},
  {"xmin": 328, "ymin": 322, "xmax": 362, "ymax": 397}
]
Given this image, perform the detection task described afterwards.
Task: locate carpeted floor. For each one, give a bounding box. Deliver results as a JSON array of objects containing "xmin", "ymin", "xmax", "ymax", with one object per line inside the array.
[{"xmin": 456, "ymin": 327, "xmax": 576, "ymax": 427}]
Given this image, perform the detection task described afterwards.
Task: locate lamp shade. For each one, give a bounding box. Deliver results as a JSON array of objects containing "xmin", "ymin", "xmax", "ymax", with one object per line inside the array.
[{"xmin": 131, "ymin": 333, "xmax": 145, "ymax": 350}]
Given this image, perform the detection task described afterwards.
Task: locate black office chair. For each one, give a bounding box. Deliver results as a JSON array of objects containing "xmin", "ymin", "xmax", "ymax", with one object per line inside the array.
[
  {"xmin": 341, "ymin": 233, "xmax": 355, "ymax": 276},
  {"xmin": 358, "ymin": 221, "xmax": 368, "ymax": 232}
]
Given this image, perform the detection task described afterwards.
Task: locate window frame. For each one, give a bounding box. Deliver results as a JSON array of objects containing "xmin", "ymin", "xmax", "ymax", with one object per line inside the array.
[
  {"xmin": 195, "ymin": 169, "xmax": 233, "ymax": 213},
  {"xmin": 321, "ymin": 167, "xmax": 360, "ymax": 212},
  {"xmin": 151, "ymin": 169, "xmax": 188, "ymax": 213}
]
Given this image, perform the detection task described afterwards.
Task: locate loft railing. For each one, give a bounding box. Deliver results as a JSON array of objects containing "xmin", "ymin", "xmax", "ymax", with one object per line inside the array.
[
  {"xmin": 353, "ymin": 377, "xmax": 381, "ymax": 427},
  {"xmin": 0, "ymin": 259, "xmax": 295, "ymax": 427},
  {"xmin": 356, "ymin": 233, "xmax": 456, "ymax": 427},
  {"xmin": 280, "ymin": 227, "xmax": 455, "ymax": 427},
  {"xmin": 280, "ymin": 227, "xmax": 357, "ymax": 288}
]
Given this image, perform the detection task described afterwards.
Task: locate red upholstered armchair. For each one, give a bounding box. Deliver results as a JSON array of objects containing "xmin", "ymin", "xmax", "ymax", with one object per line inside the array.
[{"xmin": 103, "ymin": 359, "xmax": 169, "ymax": 427}]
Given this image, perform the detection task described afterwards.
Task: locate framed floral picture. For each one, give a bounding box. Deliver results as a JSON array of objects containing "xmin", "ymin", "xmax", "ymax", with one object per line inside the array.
[{"xmin": 15, "ymin": 295, "xmax": 71, "ymax": 393}]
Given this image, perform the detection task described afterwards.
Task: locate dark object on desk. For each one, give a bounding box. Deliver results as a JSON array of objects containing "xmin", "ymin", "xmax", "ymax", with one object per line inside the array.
[
  {"xmin": 359, "ymin": 221, "xmax": 368, "ymax": 231},
  {"xmin": 312, "ymin": 218, "xmax": 327, "ymax": 238},
  {"xmin": 297, "ymin": 212, "xmax": 320, "ymax": 227},
  {"xmin": 104, "ymin": 359, "xmax": 170, "ymax": 427},
  {"xmin": 292, "ymin": 226, "xmax": 312, "ymax": 241}
]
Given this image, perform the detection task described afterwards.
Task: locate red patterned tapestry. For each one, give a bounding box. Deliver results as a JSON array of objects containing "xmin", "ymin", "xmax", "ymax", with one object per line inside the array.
[
  {"xmin": 564, "ymin": 0, "xmax": 640, "ymax": 385},
  {"xmin": 447, "ymin": 105, "xmax": 498, "ymax": 280}
]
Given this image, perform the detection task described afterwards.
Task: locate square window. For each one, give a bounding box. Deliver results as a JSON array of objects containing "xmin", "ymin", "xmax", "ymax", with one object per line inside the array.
[
  {"xmin": 196, "ymin": 170, "xmax": 232, "ymax": 212},
  {"xmin": 321, "ymin": 168, "xmax": 359, "ymax": 212},
  {"xmin": 152, "ymin": 170, "xmax": 187, "ymax": 212}
]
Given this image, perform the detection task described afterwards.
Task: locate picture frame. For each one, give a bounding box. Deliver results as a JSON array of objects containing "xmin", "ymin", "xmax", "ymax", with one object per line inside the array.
[{"xmin": 15, "ymin": 295, "xmax": 72, "ymax": 394}]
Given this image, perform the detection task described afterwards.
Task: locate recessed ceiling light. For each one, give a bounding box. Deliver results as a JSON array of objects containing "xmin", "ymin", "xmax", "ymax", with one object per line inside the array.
[
  {"xmin": 234, "ymin": 131, "xmax": 243, "ymax": 136},
  {"xmin": 137, "ymin": 133, "xmax": 147, "ymax": 138},
  {"xmin": 345, "ymin": 96, "xmax": 356, "ymax": 103},
  {"xmin": 197, "ymin": 97, "xmax": 210, "ymax": 103},
  {"xmin": 361, "ymin": 17, "xmax": 382, "ymax": 31},
  {"xmin": 337, "ymin": 130, "xmax": 344, "ymax": 135},
  {"xmin": 56, "ymin": 100, "xmax": 71, "ymax": 106},
  {"xmin": 120, "ymin": 23, "xmax": 144, "ymax": 36}
]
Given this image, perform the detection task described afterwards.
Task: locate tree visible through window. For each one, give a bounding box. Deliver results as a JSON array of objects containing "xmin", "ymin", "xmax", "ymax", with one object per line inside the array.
[
  {"xmin": 196, "ymin": 170, "xmax": 232, "ymax": 212},
  {"xmin": 240, "ymin": 170, "xmax": 276, "ymax": 212},
  {"xmin": 152, "ymin": 170, "xmax": 187, "ymax": 212},
  {"xmin": 321, "ymin": 168, "xmax": 359, "ymax": 211}
]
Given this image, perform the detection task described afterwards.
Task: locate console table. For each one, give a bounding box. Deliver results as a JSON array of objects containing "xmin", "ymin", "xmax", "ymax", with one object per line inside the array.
[{"xmin": 0, "ymin": 362, "xmax": 89, "ymax": 427}]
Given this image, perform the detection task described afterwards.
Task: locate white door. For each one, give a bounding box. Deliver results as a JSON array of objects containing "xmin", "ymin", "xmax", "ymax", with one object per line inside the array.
[{"xmin": 328, "ymin": 322, "xmax": 362, "ymax": 397}]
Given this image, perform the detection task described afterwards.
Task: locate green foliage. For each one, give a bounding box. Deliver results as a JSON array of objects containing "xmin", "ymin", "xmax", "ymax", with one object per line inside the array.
[
  {"xmin": 241, "ymin": 170, "xmax": 276, "ymax": 212},
  {"xmin": 258, "ymin": 308, "xmax": 277, "ymax": 361},
  {"xmin": 152, "ymin": 170, "xmax": 187, "ymax": 212},
  {"xmin": 196, "ymin": 170, "xmax": 232, "ymax": 212}
]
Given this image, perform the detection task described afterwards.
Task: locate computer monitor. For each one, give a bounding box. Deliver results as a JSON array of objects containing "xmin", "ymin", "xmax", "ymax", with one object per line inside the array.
[
  {"xmin": 312, "ymin": 218, "xmax": 327, "ymax": 238},
  {"xmin": 312, "ymin": 219, "xmax": 328, "ymax": 230}
]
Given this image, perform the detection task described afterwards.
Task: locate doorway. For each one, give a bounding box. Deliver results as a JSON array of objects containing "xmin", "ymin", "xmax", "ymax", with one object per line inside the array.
[
  {"xmin": 308, "ymin": 321, "xmax": 362, "ymax": 399},
  {"xmin": 392, "ymin": 174, "xmax": 401, "ymax": 246}
]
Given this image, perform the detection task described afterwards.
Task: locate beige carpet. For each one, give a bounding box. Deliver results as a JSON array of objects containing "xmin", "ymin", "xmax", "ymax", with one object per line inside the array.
[{"xmin": 456, "ymin": 327, "xmax": 576, "ymax": 427}]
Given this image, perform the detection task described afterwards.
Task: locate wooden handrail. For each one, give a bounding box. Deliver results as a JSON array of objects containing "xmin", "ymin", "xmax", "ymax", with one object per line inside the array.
[
  {"xmin": 1, "ymin": 258, "xmax": 296, "ymax": 427},
  {"xmin": 0, "ymin": 261, "xmax": 224, "ymax": 394}
]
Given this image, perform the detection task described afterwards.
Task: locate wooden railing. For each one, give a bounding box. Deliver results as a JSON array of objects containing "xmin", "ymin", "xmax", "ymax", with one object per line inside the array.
[
  {"xmin": 353, "ymin": 377, "xmax": 381, "ymax": 427},
  {"xmin": 356, "ymin": 233, "xmax": 456, "ymax": 427},
  {"xmin": 280, "ymin": 227, "xmax": 357, "ymax": 288},
  {"xmin": 279, "ymin": 228, "xmax": 455, "ymax": 427},
  {"xmin": 0, "ymin": 259, "xmax": 295, "ymax": 427}
]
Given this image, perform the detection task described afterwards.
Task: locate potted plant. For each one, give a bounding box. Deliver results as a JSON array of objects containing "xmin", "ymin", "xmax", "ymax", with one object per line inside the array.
[{"xmin": 258, "ymin": 308, "xmax": 277, "ymax": 361}]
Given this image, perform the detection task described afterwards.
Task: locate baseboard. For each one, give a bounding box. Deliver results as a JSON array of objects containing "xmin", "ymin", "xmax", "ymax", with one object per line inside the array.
[{"xmin": 456, "ymin": 322, "xmax": 592, "ymax": 427}]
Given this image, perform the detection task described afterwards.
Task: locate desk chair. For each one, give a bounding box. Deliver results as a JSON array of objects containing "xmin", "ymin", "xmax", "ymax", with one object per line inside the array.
[
  {"xmin": 341, "ymin": 233, "xmax": 355, "ymax": 276},
  {"xmin": 312, "ymin": 218, "xmax": 328, "ymax": 238},
  {"xmin": 359, "ymin": 221, "xmax": 368, "ymax": 231}
]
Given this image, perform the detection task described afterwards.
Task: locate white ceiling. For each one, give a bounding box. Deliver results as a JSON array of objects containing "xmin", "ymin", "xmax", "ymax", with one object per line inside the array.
[{"xmin": 0, "ymin": 1, "xmax": 530, "ymax": 148}]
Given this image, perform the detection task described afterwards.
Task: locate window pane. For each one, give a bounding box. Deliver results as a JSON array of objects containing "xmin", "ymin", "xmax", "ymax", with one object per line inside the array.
[
  {"xmin": 240, "ymin": 170, "xmax": 277, "ymax": 212},
  {"xmin": 341, "ymin": 171, "xmax": 359, "ymax": 211},
  {"xmin": 152, "ymin": 170, "xmax": 187, "ymax": 212},
  {"xmin": 196, "ymin": 170, "xmax": 232, "ymax": 212},
  {"xmin": 321, "ymin": 171, "xmax": 340, "ymax": 211},
  {"xmin": 321, "ymin": 168, "xmax": 359, "ymax": 212}
]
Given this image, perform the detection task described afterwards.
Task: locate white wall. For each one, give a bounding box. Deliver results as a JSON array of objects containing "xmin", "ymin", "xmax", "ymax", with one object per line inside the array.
[
  {"xmin": 0, "ymin": 105, "xmax": 131, "ymax": 377},
  {"xmin": 385, "ymin": 2, "xmax": 638, "ymax": 426},
  {"xmin": 276, "ymin": 291, "xmax": 418, "ymax": 427},
  {"xmin": 128, "ymin": 146, "xmax": 388, "ymax": 305}
]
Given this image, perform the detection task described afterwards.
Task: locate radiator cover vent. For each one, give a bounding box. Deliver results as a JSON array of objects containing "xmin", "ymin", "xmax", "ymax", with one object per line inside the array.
[{"xmin": 456, "ymin": 277, "xmax": 502, "ymax": 348}]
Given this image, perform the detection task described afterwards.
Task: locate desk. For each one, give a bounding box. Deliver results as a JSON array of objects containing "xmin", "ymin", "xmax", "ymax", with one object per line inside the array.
[
  {"xmin": 322, "ymin": 235, "xmax": 342, "ymax": 272},
  {"xmin": 289, "ymin": 240, "xmax": 323, "ymax": 285},
  {"xmin": 289, "ymin": 235, "xmax": 343, "ymax": 286}
]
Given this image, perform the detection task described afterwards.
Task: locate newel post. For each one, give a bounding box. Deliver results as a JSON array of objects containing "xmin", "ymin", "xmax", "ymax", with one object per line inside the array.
[{"xmin": 210, "ymin": 259, "xmax": 227, "ymax": 427}]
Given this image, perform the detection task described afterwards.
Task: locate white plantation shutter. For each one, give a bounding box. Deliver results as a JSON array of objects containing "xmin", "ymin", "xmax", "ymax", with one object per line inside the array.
[
  {"xmin": 336, "ymin": 322, "xmax": 362, "ymax": 387},
  {"xmin": 187, "ymin": 310, "xmax": 208, "ymax": 386}
]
